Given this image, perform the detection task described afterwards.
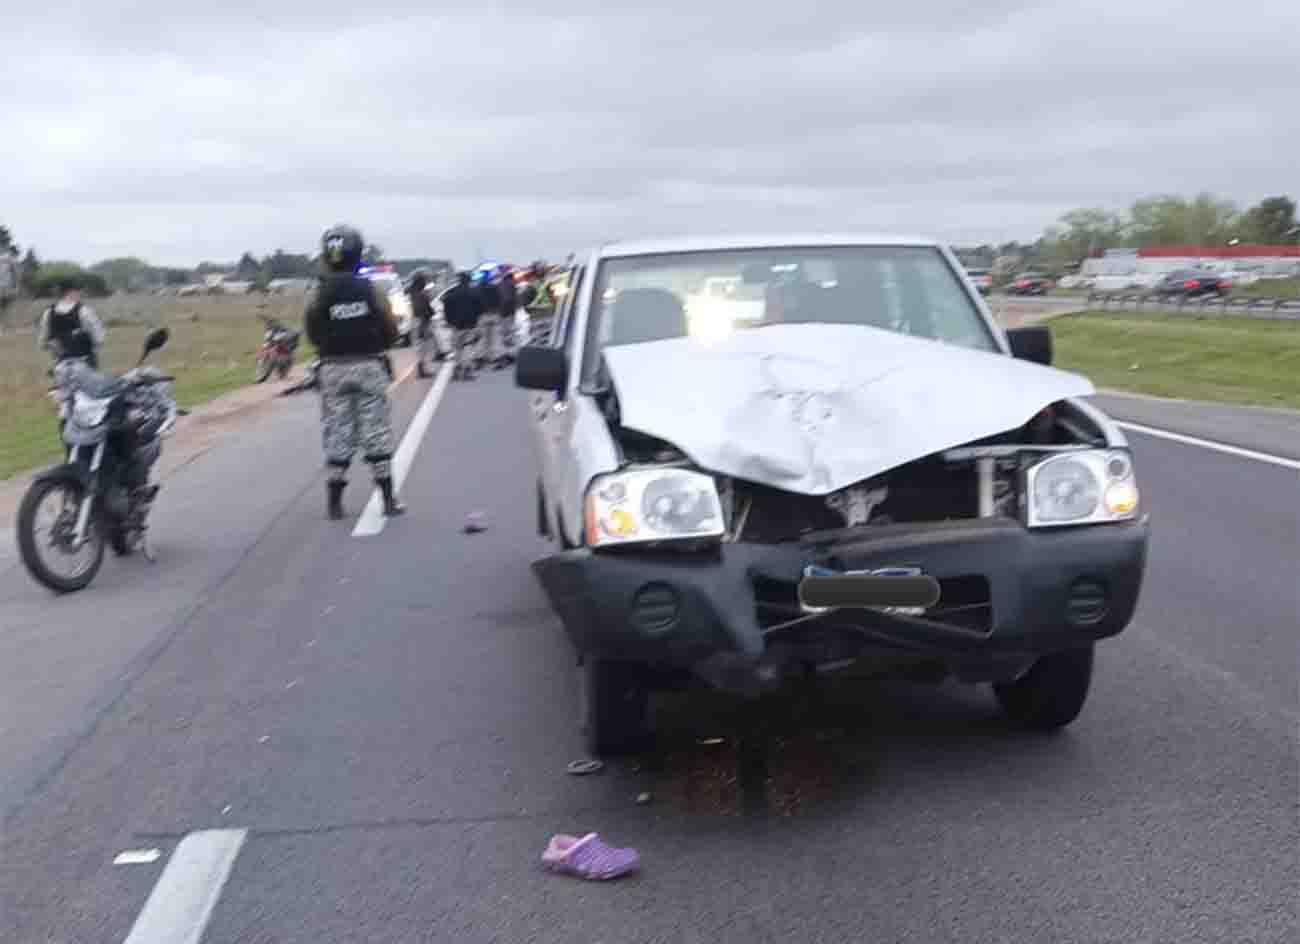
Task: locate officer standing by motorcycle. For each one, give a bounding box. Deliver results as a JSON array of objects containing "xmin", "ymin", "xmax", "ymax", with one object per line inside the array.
[
  {"xmin": 304, "ymin": 224, "xmax": 406, "ymax": 520},
  {"xmin": 38, "ymin": 280, "xmax": 106, "ymax": 368}
]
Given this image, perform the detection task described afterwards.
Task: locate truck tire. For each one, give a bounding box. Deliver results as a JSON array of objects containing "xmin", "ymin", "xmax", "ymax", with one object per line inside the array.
[
  {"xmin": 994, "ymin": 645, "xmax": 1094, "ymax": 731},
  {"xmin": 580, "ymin": 658, "xmax": 650, "ymax": 756}
]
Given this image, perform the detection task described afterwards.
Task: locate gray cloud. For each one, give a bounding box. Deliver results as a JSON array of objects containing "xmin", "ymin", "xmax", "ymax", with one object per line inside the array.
[{"xmin": 4, "ymin": 0, "xmax": 1296, "ymax": 266}]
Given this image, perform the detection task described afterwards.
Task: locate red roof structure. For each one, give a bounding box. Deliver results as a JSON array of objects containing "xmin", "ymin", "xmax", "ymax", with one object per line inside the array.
[{"xmin": 1136, "ymin": 245, "xmax": 1300, "ymax": 258}]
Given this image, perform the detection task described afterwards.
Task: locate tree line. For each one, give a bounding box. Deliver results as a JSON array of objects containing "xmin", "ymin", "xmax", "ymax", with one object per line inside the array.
[
  {"xmin": 0, "ymin": 228, "xmax": 402, "ymax": 299},
  {"xmin": 956, "ymin": 194, "xmax": 1298, "ymax": 275}
]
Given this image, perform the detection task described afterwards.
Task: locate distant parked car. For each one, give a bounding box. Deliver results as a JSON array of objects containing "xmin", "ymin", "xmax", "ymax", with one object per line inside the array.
[
  {"xmin": 963, "ymin": 267, "xmax": 993, "ymax": 295},
  {"xmin": 1007, "ymin": 273, "xmax": 1052, "ymax": 296},
  {"xmin": 1055, "ymin": 274, "xmax": 1093, "ymax": 290},
  {"xmin": 1151, "ymin": 269, "xmax": 1229, "ymax": 299}
]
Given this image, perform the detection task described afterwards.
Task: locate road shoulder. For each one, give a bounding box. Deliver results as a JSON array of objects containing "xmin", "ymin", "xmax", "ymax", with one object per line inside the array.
[{"xmin": 1089, "ymin": 391, "xmax": 1300, "ymax": 462}]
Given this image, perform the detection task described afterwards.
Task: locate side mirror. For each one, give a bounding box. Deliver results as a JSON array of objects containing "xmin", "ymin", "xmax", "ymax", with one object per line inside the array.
[
  {"xmin": 1006, "ymin": 326, "xmax": 1052, "ymax": 366},
  {"xmin": 144, "ymin": 327, "xmax": 170, "ymax": 355},
  {"xmin": 515, "ymin": 344, "xmax": 568, "ymax": 392}
]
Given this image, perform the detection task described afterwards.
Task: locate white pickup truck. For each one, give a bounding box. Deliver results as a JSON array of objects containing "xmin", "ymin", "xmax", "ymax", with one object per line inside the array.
[{"xmin": 514, "ymin": 233, "xmax": 1150, "ymax": 755}]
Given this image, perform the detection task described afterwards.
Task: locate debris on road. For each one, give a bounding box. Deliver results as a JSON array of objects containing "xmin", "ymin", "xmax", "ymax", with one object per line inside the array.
[
  {"xmin": 635, "ymin": 791, "xmax": 653, "ymax": 806},
  {"xmin": 567, "ymin": 759, "xmax": 605, "ymax": 776},
  {"xmin": 541, "ymin": 833, "xmax": 641, "ymax": 881},
  {"xmin": 463, "ymin": 512, "xmax": 488, "ymax": 534},
  {"xmin": 113, "ymin": 849, "xmax": 162, "ymax": 866}
]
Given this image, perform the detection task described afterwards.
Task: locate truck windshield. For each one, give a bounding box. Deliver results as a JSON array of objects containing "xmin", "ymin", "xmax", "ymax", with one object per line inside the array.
[{"xmin": 581, "ymin": 245, "xmax": 998, "ymax": 384}]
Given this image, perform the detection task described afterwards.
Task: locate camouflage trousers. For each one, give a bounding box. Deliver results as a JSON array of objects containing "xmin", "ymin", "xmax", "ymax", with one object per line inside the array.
[
  {"xmin": 416, "ymin": 317, "xmax": 446, "ymax": 364},
  {"xmin": 477, "ymin": 313, "xmax": 505, "ymax": 362},
  {"xmin": 453, "ymin": 328, "xmax": 478, "ymax": 371},
  {"xmin": 319, "ymin": 359, "xmax": 395, "ymax": 480}
]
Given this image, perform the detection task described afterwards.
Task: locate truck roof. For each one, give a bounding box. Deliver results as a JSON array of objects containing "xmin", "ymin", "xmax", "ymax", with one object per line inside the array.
[{"xmin": 595, "ymin": 232, "xmax": 942, "ymax": 259}]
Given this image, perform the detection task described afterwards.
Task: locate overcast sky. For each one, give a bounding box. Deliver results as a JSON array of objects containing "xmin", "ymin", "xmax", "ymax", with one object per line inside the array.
[{"xmin": 4, "ymin": 0, "xmax": 1296, "ymax": 267}]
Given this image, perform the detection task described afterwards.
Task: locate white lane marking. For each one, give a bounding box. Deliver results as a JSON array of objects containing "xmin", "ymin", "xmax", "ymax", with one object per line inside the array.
[
  {"xmin": 353, "ymin": 360, "xmax": 454, "ymax": 538},
  {"xmin": 1117, "ymin": 421, "xmax": 1300, "ymax": 471},
  {"xmin": 121, "ymin": 829, "xmax": 247, "ymax": 944},
  {"xmin": 114, "ymin": 849, "xmax": 162, "ymax": 866}
]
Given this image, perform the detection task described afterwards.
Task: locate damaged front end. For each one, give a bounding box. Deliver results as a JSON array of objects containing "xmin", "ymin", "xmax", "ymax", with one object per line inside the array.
[{"xmin": 533, "ymin": 394, "xmax": 1149, "ymax": 698}]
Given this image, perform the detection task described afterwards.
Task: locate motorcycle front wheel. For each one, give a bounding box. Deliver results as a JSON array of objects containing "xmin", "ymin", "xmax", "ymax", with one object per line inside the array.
[
  {"xmin": 17, "ymin": 478, "xmax": 106, "ymax": 593},
  {"xmin": 254, "ymin": 353, "xmax": 273, "ymax": 383}
]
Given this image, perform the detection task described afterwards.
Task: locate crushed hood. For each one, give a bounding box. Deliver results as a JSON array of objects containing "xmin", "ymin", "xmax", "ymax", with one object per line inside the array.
[{"xmin": 601, "ymin": 324, "xmax": 1096, "ymax": 495}]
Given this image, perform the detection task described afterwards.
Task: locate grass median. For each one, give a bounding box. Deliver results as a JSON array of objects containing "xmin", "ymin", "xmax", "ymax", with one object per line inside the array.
[
  {"xmin": 0, "ymin": 293, "xmax": 308, "ymax": 480},
  {"xmin": 1051, "ymin": 310, "xmax": 1300, "ymax": 409}
]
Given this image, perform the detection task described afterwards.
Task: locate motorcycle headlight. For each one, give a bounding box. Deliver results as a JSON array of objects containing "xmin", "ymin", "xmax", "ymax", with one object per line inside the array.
[
  {"xmin": 584, "ymin": 468, "xmax": 725, "ymax": 548},
  {"xmin": 1025, "ymin": 450, "xmax": 1140, "ymax": 527},
  {"xmin": 71, "ymin": 392, "xmax": 113, "ymax": 428}
]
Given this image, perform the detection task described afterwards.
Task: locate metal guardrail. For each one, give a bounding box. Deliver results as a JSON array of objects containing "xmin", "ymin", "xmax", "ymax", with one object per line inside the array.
[{"xmin": 1085, "ymin": 291, "xmax": 1300, "ymax": 319}]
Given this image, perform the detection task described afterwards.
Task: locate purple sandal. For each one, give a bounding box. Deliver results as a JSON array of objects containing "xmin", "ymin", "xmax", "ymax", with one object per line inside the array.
[{"xmin": 541, "ymin": 833, "xmax": 640, "ymax": 880}]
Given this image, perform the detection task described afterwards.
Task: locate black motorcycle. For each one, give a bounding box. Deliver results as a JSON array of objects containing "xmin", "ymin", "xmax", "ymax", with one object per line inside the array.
[{"xmin": 16, "ymin": 328, "xmax": 179, "ymax": 593}]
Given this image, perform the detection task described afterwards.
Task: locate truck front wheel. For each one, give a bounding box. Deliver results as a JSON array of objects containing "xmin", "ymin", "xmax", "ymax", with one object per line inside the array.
[
  {"xmin": 994, "ymin": 644, "xmax": 1094, "ymax": 731},
  {"xmin": 580, "ymin": 657, "xmax": 650, "ymax": 756}
]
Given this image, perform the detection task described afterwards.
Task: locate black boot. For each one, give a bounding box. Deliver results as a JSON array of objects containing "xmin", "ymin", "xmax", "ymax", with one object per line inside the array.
[
  {"xmin": 377, "ymin": 477, "xmax": 406, "ymax": 517},
  {"xmin": 327, "ymin": 480, "xmax": 346, "ymax": 520}
]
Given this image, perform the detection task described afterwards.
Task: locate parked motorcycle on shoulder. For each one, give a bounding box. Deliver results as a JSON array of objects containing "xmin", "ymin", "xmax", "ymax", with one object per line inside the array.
[
  {"xmin": 17, "ymin": 328, "xmax": 179, "ymax": 593},
  {"xmin": 255, "ymin": 316, "xmax": 300, "ymax": 383}
]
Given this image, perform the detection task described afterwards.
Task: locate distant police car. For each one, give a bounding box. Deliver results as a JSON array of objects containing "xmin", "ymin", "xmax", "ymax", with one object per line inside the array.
[{"xmin": 360, "ymin": 264, "xmax": 414, "ymax": 347}]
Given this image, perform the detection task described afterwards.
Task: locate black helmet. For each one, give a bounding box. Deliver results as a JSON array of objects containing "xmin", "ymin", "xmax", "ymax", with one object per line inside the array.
[{"xmin": 321, "ymin": 224, "xmax": 364, "ymax": 272}]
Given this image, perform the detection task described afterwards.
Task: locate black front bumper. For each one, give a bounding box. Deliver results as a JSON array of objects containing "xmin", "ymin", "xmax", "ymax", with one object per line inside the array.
[{"xmin": 532, "ymin": 517, "xmax": 1149, "ymax": 693}]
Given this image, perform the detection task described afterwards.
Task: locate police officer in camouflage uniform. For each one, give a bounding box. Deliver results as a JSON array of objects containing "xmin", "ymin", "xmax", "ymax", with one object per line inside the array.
[{"xmin": 305, "ymin": 224, "xmax": 406, "ymax": 520}]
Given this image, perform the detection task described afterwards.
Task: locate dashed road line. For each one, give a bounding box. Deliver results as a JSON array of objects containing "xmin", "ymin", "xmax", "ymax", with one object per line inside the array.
[
  {"xmin": 121, "ymin": 829, "xmax": 247, "ymax": 944},
  {"xmin": 1117, "ymin": 421, "xmax": 1300, "ymax": 471},
  {"xmin": 353, "ymin": 360, "xmax": 454, "ymax": 538}
]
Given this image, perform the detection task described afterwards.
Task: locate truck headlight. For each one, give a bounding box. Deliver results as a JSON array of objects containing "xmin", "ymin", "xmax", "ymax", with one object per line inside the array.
[
  {"xmin": 584, "ymin": 469, "xmax": 725, "ymax": 548},
  {"xmin": 1025, "ymin": 450, "xmax": 1140, "ymax": 527}
]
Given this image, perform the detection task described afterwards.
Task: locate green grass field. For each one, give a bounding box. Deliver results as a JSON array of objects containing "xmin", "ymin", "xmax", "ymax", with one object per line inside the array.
[
  {"xmin": 1051, "ymin": 310, "xmax": 1300, "ymax": 409},
  {"xmin": 1233, "ymin": 277, "xmax": 1300, "ymax": 299},
  {"xmin": 0, "ymin": 293, "xmax": 308, "ymax": 480}
]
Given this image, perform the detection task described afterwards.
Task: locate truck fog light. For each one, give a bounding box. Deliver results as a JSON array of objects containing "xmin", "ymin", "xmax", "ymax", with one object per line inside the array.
[{"xmin": 630, "ymin": 583, "xmax": 680, "ymax": 635}]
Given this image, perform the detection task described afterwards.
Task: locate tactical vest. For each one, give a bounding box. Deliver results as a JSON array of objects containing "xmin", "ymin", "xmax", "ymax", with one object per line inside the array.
[
  {"xmin": 314, "ymin": 275, "xmax": 388, "ymax": 358},
  {"xmin": 47, "ymin": 303, "xmax": 95, "ymax": 359}
]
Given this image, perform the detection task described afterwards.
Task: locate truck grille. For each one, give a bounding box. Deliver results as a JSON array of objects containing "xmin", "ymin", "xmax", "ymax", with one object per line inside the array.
[
  {"xmin": 754, "ymin": 574, "xmax": 992, "ymax": 634},
  {"xmin": 729, "ymin": 455, "xmax": 1005, "ymax": 545}
]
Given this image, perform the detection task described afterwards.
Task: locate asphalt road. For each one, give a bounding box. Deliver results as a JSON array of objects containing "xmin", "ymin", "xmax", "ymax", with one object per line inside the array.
[{"xmin": 1, "ymin": 366, "xmax": 1296, "ymax": 944}]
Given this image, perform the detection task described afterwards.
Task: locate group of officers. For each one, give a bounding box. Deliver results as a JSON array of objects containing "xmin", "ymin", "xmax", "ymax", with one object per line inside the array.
[{"xmin": 407, "ymin": 261, "xmax": 532, "ymax": 382}]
